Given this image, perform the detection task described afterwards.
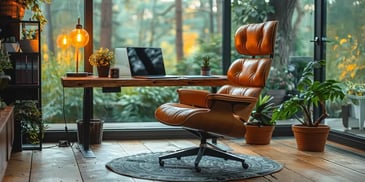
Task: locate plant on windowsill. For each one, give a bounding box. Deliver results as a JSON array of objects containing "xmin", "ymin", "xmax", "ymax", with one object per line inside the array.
[
  {"xmin": 89, "ymin": 47, "xmax": 114, "ymax": 77},
  {"xmin": 245, "ymin": 94, "xmax": 276, "ymax": 145},
  {"xmin": 272, "ymin": 60, "xmax": 345, "ymax": 152},
  {"xmin": 343, "ymin": 81, "xmax": 365, "ymax": 129}
]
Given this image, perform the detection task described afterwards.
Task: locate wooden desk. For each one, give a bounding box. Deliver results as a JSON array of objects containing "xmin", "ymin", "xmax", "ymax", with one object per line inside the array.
[{"xmin": 61, "ymin": 76, "xmax": 228, "ymax": 157}]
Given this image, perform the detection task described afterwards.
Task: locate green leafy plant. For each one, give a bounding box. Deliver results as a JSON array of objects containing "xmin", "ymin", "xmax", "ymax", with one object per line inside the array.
[
  {"xmin": 201, "ymin": 56, "xmax": 211, "ymax": 69},
  {"xmin": 272, "ymin": 61, "xmax": 345, "ymax": 127},
  {"xmin": 248, "ymin": 94, "xmax": 276, "ymax": 126},
  {"xmin": 345, "ymin": 81, "xmax": 365, "ymax": 97},
  {"xmin": 22, "ymin": 0, "xmax": 52, "ymax": 31},
  {"xmin": 0, "ymin": 42, "xmax": 13, "ymax": 72},
  {"xmin": 14, "ymin": 100, "xmax": 46, "ymax": 144},
  {"xmin": 21, "ymin": 28, "xmax": 38, "ymax": 40}
]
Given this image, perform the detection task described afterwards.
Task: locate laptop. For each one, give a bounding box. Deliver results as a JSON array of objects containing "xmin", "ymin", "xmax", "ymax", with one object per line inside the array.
[{"xmin": 126, "ymin": 47, "xmax": 178, "ymax": 79}]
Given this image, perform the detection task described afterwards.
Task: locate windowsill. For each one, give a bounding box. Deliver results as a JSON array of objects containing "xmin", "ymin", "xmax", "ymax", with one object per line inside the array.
[{"xmin": 46, "ymin": 122, "xmax": 176, "ymax": 131}]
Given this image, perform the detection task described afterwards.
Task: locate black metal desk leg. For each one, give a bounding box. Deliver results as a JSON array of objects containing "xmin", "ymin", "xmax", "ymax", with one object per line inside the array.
[{"xmin": 79, "ymin": 87, "xmax": 95, "ymax": 158}]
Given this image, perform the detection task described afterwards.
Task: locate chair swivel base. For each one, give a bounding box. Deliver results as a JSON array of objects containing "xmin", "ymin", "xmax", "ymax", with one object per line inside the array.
[{"xmin": 158, "ymin": 144, "xmax": 249, "ymax": 172}]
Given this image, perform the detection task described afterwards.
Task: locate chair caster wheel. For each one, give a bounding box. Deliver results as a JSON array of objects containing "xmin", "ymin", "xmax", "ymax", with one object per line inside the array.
[
  {"xmin": 159, "ymin": 160, "xmax": 164, "ymax": 166},
  {"xmin": 242, "ymin": 162, "xmax": 249, "ymax": 169}
]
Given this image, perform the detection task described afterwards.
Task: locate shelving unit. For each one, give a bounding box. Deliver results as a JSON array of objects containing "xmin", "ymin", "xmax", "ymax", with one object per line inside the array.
[{"xmin": 0, "ymin": 20, "xmax": 42, "ymax": 151}]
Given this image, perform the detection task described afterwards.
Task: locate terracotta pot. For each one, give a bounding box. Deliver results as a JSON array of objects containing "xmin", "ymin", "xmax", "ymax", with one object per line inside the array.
[
  {"xmin": 19, "ymin": 39, "xmax": 39, "ymax": 52},
  {"xmin": 244, "ymin": 125, "xmax": 275, "ymax": 145},
  {"xmin": 97, "ymin": 65, "xmax": 110, "ymax": 77},
  {"xmin": 292, "ymin": 124, "xmax": 330, "ymax": 152}
]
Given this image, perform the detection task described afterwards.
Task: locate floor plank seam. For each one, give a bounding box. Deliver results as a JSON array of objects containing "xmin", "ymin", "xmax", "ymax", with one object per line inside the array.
[
  {"xmin": 29, "ymin": 151, "xmax": 33, "ymax": 182},
  {"xmin": 71, "ymin": 144, "xmax": 84, "ymax": 182}
]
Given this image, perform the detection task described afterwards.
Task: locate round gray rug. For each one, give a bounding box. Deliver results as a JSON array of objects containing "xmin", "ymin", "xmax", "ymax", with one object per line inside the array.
[{"xmin": 106, "ymin": 152, "xmax": 283, "ymax": 181}]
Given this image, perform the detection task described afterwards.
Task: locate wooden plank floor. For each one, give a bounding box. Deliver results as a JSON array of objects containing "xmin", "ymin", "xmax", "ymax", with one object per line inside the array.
[{"xmin": 3, "ymin": 137, "xmax": 365, "ymax": 182}]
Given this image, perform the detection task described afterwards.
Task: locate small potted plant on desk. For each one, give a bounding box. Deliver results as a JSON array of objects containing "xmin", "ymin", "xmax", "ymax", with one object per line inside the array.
[
  {"xmin": 272, "ymin": 60, "xmax": 345, "ymax": 152},
  {"xmin": 89, "ymin": 47, "xmax": 114, "ymax": 77},
  {"xmin": 201, "ymin": 56, "xmax": 211, "ymax": 76},
  {"xmin": 245, "ymin": 94, "xmax": 276, "ymax": 145}
]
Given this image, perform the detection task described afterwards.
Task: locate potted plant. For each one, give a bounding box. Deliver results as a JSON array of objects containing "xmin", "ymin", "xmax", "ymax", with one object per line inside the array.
[
  {"xmin": 19, "ymin": 26, "xmax": 39, "ymax": 52},
  {"xmin": 0, "ymin": 0, "xmax": 51, "ymax": 28},
  {"xmin": 245, "ymin": 94, "xmax": 276, "ymax": 145},
  {"xmin": 272, "ymin": 60, "xmax": 345, "ymax": 152},
  {"xmin": 201, "ymin": 55, "xmax": 211, "ymax": 76},
  {"xmin": 342, "ymin": 81, "xmax": 365, "ymax": 129},
  {"xmin": 14, "ymin": 100, "xmax": 46, "ymax": 147},
  {"xmin": 89, "ymin": 47, "xmax": 114, "ymax": 77}
]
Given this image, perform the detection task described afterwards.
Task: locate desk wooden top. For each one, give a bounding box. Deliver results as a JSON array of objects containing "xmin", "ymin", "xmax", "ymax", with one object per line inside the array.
[{"xmin": 61, "ymin": 75, "xmax": 229, "ymax": 88}]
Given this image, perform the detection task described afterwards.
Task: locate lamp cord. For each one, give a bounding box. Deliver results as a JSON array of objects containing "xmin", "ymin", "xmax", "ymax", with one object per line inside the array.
[{"xmin": 62, "ymin": 87, "xmax": 68, "ymax": 133}]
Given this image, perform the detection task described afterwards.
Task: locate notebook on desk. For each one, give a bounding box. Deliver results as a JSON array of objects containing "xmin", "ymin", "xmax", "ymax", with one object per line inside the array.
[
  {"xmin": 126, "ymin": 47, "xmax": 178, "ymax": 79},
  {"xmin": 114, "ymin": 48, "xmax": 132, "ymax": 77}
]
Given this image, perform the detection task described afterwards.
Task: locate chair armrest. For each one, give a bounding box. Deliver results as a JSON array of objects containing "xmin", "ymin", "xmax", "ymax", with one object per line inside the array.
[
  {"xmin": 206, "ymin": 94, "xmax": 257, "ymax": 122},
  {"xmin": 177, "ymin": 88, "xmax": 210, "ymax": 107}
]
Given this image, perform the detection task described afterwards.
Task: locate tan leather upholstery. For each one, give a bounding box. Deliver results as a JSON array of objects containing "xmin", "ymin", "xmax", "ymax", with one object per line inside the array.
[
  {"xmin": 155, "ymin": 21, "xmax": 278, "ymax": 171},
  {"xmin": 155, "ymin": 21, "xmax": 277, "ymax": 138}
]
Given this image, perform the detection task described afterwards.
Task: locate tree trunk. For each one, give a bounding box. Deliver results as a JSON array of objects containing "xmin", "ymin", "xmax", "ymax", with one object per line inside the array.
[
  {"xmin": 216, "ymin": 0, "xmax": 222, "ymax": 34},
  {"xmin": 100, "ymin": 0, "xmax": 112, "ymax": 49},
  {"xmin": 267, "ymin": 0, "xmax": 298, "ymax": 68},
  {"xmin": 175, "ymin": 0, "xmax": 184, "ymax": 62},
  {"xmin": 44, "ymin": 3, "xmax": 54, "ymax": 53}
]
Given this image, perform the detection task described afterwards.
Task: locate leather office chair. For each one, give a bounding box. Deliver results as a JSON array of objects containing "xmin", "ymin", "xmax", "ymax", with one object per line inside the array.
[{"xmin": 155, "ymin": 21, "xmax": 278, "ymax": 172}]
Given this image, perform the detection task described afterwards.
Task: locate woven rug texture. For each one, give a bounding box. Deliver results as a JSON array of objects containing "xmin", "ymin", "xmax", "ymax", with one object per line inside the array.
[{"xmin": 106, "ymin": 152, "xmax": 283, "ymax": 182}]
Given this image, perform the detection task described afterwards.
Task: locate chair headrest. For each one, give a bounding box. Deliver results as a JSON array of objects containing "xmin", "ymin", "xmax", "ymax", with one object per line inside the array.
[{"xmin": 234, "ymin": 21, "xmax": 278, "ymax": 56}]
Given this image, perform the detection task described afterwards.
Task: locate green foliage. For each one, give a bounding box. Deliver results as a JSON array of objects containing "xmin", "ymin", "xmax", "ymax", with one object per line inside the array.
[
  {"xmin": 266, "ymin": 67, "xmax": 295, "ymax": 90},
  {"xmin": 41, "ymin": 53, "xmax": 83, "ymax": 123},
  {"xmin": 23, "ymin": 0, "xmax": 51, "ymax": 31},
  {"xmin": 0, "ymin": 44, "xmax": 12, "ymax": 72},
  {"xmin": 326, "ymin": 1, "xmax": 365, "ymax": 82},
  {"xmin": 231, "ymin": 0, "xmax": 274, "ymax": 26},
  {"xmin": 272, "ymin": 61, "xmax": 345, "ymax": 127},
  {"xmin": 14, "ymin": 100, "xmax": 46, "ymax": 144},
  {"xmin": 176, "ymin": 35, "xmax": 222, "ymax": 75},
  {"xmin": 93, "ymin": 87, "xmax": 178, "ymax": 122},
  {"xmin": 249, "ymin": 94, "xmax": 276, "ymax": 126},
  {"xmin": 201, "ymin": 56, "xmax": 211, "ymax": 68}
]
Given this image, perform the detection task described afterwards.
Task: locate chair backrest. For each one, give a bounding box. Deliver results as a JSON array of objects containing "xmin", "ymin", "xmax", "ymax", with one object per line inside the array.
[{"xmin": 218, "ymin": 21, "xmax": 278, "ymax": 98}]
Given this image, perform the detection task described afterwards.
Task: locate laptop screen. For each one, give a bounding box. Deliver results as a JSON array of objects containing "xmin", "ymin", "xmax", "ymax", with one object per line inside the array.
[{"xmin": 126, "ymin": 47, "xmax": 166, "ymax": 76}]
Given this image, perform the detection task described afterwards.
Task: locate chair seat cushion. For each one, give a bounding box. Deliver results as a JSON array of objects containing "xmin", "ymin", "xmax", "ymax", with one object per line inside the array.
[
  {"xmin": 155, "ymin": 103, "xmax": 209, "ymax": 126},
  {"xmin": 155, "ymin": 103, "xmax": 245, "ymax": 138}
]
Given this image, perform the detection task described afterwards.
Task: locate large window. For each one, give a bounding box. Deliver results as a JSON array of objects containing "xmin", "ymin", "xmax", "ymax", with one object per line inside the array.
[
  {"xmin": 42, "ymin": 0, "xmax": 223, "ymax": 124},
  {"xmin": 326, "ymin": 0, "xmax": 365, "ymax": 139}
]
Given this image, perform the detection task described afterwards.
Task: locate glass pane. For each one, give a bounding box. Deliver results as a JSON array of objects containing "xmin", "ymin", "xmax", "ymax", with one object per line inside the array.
[
  {"xmin": 41, "ymin": 0, "xmax": 85, "ymax": 124},
  {"xmin": 231, "ymin": 1, "xmax": 314, "ymax": 125},
  {"xmin": 326, "ymin": 0, "xmax": 365, "ymax": 136},
  {"xmin": 91, "ymin": 0, "xmax": 223, "ymax": 123}
]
